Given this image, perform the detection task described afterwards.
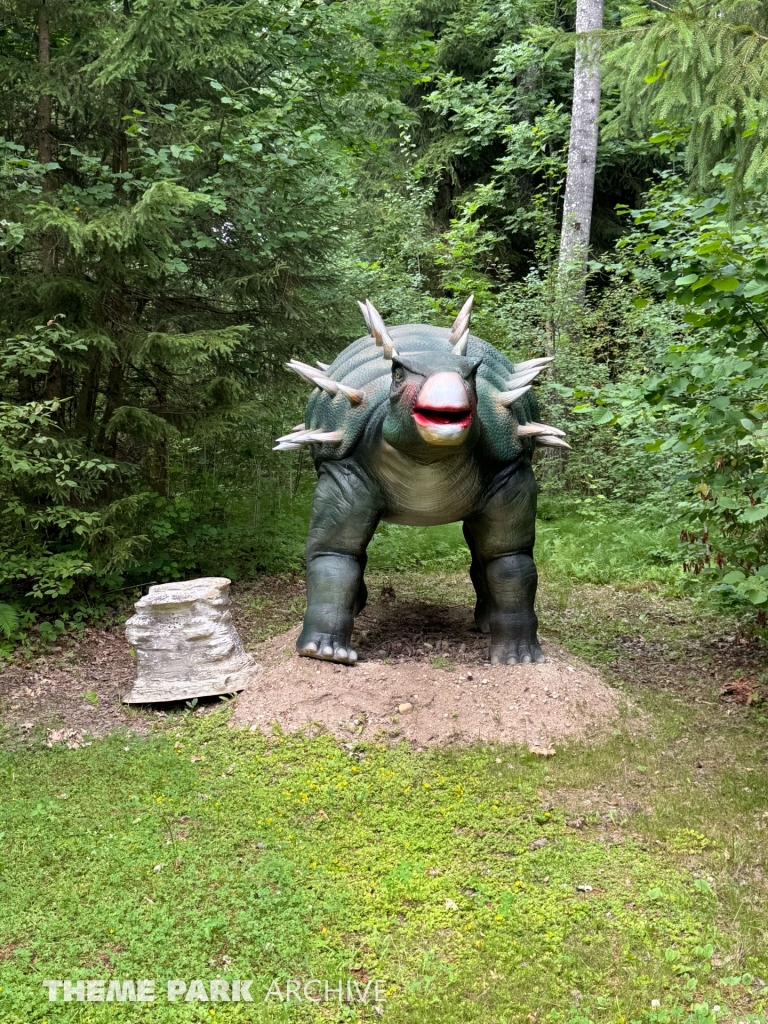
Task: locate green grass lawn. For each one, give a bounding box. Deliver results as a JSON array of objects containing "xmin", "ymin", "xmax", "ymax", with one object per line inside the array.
[{"xmin": 2, "ymin": 504, "xmax": 768, "ymax": 1024}]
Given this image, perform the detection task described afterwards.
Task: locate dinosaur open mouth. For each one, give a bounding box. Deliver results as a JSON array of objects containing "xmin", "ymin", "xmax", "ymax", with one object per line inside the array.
[{"xmin": 413, "ymin": 407, "xmax": 472, "ymax": 429}]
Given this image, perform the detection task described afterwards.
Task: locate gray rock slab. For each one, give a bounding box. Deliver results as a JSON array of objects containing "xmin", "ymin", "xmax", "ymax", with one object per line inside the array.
[{"xmin": 123, "ymin": 577, "xmax": 259, "ymax": 703}]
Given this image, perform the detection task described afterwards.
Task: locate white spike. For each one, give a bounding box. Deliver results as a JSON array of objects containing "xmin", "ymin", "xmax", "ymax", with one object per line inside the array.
[
  {"xmin": 451, "ymin": 328, "xmax": 470, "ymax": 357},
  {"xmin": 365, "ymin": 300, "xmax": 397, "ymax": 360},
  {"xmin": 357, "ymin": 300, "xmax": 372, "ymax": 332},
  {"xmin": 273, "ymin": 441, "xmax": 303, "ymax": 451},
  {"xmin": 295, "ymin": 430, "xmax": 343, "ymax": 444},
  {"xmin": 286, "ymin": 359, "xmax": 364, "ymax": 404},
  {"xmin": 365, "ymin": 300, "xmax": 386, "ymax": 346},
  {"xmin": 336, "ymin": 382, "xmax": 365, "ymax": 404},
  {"xmin": 316, "ymin": 361, "xmax": 330, "ymax": 371},
  {"xmin": 286, "ymin": 359, "xmax": 326, "ymax": 388},
  {"xmin": 535, "ymin": 435, "xmax": 571, "ymax": 450},
  {"xmin": 448, "ymin": 295, "xmax": 474, "ymax": 345},
  {"xmin": 273, "ymin": 428, "xmax": 343, "ymax": 450},
  {"xmin": 514, "ymin": 356, "xmax": 554, "ymax": 373},
  {"xmin": 291, "ymin": 422, "xmax": 306, "ymax": 432},
  {"xmin": 498, "ymin": 384, "xmax": 532, "ymax": 407},
  {"xmin": 517, "ymin": 422, "xmax": 566, "ymax": 438},
  {"xmin": 505, "ymin": 365, "xmax": 547, "ymax": 390}
]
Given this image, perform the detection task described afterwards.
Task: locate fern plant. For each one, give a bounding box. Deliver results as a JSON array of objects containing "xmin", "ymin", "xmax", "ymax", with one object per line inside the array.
[{"xmin": 0, "ymin": 603, "xmax": 19, "ymax": 640}]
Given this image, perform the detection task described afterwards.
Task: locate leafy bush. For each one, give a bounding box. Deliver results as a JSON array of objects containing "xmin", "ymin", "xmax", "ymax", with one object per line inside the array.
[{"xmin": 580, "ymin": 172, "xmax": 768, "ymax": 606}]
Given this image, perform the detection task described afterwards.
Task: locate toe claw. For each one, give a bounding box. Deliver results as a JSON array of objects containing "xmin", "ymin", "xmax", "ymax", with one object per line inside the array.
[
  {"xmin": 299, "ymin": 641, "xmax": 318, "ymax": 657},
  {"xmin": 520, "ymin": 653, "xmax": 532, "ymax": 664},
  {"xmin": 490, "ymin": 654, "xmax": 502, "ymax": 665},
  {"xmin": 348, "ymin": 649, "xmax": 358, "ymax": 664},
  {"xmin": 335, "ymin": 647, "xmax": 348, "ymax": 661},
  {"xmin": 320, "ymin": 644, "xmax": 334, "ymax": 658},
  {"xmin": 506, "ymin": 655, "xmax": 519, "ymax": 665}
]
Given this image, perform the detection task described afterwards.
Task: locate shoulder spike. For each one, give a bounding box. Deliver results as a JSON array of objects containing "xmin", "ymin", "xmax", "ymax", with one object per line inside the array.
[
  {"xmin": 498, "ymin": 384, "xmax": 532, "ymax": 407},
  {"xmin": 448, "ymin": 295, "xmax": 474, "ymax": 346},
  {"xmin": 517, "ymin": 422, "xmax": 567, "ymax": 438},
  {"xmin": 286, "ymin": 358, "xmax": 325, "ymax": 387},
  {"xmin": 365, "ymin": 300, "xmax": 398, "ymax": 360},
  {"xmin": 336, "ymin": 382, "xmax": 365, "ymax": 404},
  {"xmin": 289, "ymin": 362, "xmax": 342, "ymax": 397},
  {"xmin": 505, "ymin": 364, "xmax": 548, "ymax": 390},
  {"xmin": 291, "ymin": 422, "xmax": 306, "ymax": 432},
  {"xmin": 357, "ymin": 300, "xmax": 372, "ymax": 332},
  {"xmin": 286, "ymin": 359, "xmax": 364, "ymax": 404},
  {"xmin": 514, "ymin": 356, "xmax": 554, "ymax": 373},
  {"xmin": 273, "ymin": 428, "xmax": 343, "ymax": 451},
  {"xmin": 535, "ymin": 435, "xmax": 571, "ymax": 450},
  {"xmin": 452, "ymin": 328, "xmax": 469, "ymax": 356},
  {"xmin": 316, "ymin": 361, "xmax": 330, "ymax": 371}
]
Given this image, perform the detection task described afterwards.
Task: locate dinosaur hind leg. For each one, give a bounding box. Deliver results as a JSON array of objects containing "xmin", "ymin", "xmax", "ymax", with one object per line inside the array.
[{"xmin": 353, "ymin": 576, "xmax": 368, "ymax": 617}]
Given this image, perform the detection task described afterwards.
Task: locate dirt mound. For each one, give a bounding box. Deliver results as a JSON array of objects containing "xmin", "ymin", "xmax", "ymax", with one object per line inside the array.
[
  {"xmin": 233, "ymin": 602, "xmax": 619, "ymax": 749},
  {"xmin": 0, "ymin": 592, "xmax": 620, "ymax": 751}
]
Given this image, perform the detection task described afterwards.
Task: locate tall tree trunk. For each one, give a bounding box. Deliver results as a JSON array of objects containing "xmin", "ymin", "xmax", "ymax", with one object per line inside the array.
[
  {"xmin": 97, "ymin": 357, "xmax": 125, "ymax": 455},
  {"xmin": 37, "ymin": 3, "xmax": 52, "ymax": 171},
  {"xmin": 75, "ymin": 350, "xmax": 102, "ymax": 439},
  {"xmin": 558, "ymin": 0, "xmax": 603, "ymax": 304},
  {"xmin": 37, "ymin": 2, "xmax": 56, "ymax": 279}
]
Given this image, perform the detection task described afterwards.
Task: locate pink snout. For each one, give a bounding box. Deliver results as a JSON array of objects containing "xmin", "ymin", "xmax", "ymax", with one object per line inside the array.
[{"xmin": 412, "ymin": 371, "xmax": 472, "ymax": 430}]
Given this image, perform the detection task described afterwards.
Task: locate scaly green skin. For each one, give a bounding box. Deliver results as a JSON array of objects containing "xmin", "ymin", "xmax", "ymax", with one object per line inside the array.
[{"xmin": 297, "ymin": 324, "xmax": 546, "ymax": 666}]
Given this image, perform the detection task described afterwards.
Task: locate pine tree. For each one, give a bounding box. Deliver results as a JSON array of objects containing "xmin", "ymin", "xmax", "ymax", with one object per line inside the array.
[
  {"xmin": 0, "ymin": 0, "xmax": 408, "ymax": 602},
  {"xmin": 603, "ymin": 0, "xmax": 768, "ymax": 193}
]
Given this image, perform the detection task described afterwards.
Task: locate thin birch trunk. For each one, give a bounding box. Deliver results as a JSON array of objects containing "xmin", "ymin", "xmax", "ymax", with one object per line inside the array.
[{"xmin": 558, "ymin": 0, "xmax": 603, "ymax": 304}]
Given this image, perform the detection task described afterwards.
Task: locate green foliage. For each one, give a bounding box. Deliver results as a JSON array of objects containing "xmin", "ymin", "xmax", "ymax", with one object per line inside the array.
[
  {"xmin": 0, "ymin": 0, "xmax": 428, "ymax": 614},
  {"xmin": 3, "ymin": 0, "xmax": 760, "ymax": 628},
  {"xmin": 345, "ymin": 0, "xmax": 667, "ymax": 342},
  {"xmin": 604, "ymin": 0, "xmax": 768, "ymax": 194},
  {"xmin": 578, "ymin": 173, "xmax": 768, "ymax": 606},
  {"xmin": 391, "ymin": 0, "xmax": 663, "ymax": 262},
  {"xmin": 0, "ymin": 603, "xmax": 19, "ymax": 639},
  {"xmin": 0, "ymin": 323, "xmax": 116, "ymax": 599},
  {"xmin": 537, "ymin": 496, "xmax": 682, "ymax": 589}
]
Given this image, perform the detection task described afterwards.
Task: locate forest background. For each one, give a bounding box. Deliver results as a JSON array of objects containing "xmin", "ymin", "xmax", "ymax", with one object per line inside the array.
[{"xmin": 1, "ymin": 0, "xmax": 768, "ymax": 645}]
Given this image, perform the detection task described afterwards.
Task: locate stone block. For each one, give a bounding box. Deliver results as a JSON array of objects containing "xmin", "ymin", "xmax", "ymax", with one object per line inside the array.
[{"xmin": 123, "ymin": 577, "xmax": 258, "ymax": 703}]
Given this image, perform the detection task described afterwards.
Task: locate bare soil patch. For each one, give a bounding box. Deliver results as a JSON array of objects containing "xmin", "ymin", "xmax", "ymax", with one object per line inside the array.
[
  {"xmin": 3, "ymin": 572, "xmax": 764, "ymax": 749},
  {"xmin": 0, "ymin": 584, "xmax": 621, "ymax": 750},
  {"xmin": 0, "ymin": 624, "xmax": 146, "ymax": 744},
  {"xmin": 233, "ymin": 601, "xmax": 620, "ymax": 749}
]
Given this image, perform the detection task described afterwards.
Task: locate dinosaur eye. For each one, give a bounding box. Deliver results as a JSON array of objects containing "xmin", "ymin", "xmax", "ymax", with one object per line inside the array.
[{"xmin": 393, "ymin": 368, "xmax": 404, "ymax": 383}]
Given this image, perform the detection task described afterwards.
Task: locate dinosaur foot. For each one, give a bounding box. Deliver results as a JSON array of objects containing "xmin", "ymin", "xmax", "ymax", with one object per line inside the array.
[
  {"xmin": 490, "ymin": 639, "xmax": 546, "ymax": 666},
  {"xmin": 297, "ymin": 633, "xmax": 358, "ymax": 666}
]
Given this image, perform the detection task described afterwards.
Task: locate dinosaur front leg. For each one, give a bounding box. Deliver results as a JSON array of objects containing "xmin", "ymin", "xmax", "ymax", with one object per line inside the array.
[
  {"xmin": 463, "ymin": 464, "xmax": 545, "ymax": 665},
  {"xmin": 298, "ymin": 461, "xmax": 381, "ymax": 665},
  {"xmin": 463, "ymin": 523, "xmax": 492, "ymax": 634}
]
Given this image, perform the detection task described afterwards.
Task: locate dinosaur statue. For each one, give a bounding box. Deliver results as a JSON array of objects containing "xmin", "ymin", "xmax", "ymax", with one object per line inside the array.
[{"xmin": 273, "ymin": 297, "xmax": 569, "ymax": 666}]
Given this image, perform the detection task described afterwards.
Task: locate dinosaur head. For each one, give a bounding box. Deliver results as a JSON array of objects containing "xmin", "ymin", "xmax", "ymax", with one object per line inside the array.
[{"xmin": 382, "ymin": 351, "xmax": 481, "ymax": 458}]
